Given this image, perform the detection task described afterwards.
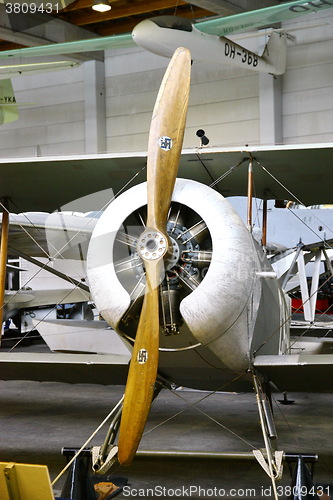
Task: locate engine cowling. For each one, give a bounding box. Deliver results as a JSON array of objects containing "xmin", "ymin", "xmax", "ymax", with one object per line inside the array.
[{"xmin": 87, "ymin": 178, "xmax": 285, "ymax": 387}]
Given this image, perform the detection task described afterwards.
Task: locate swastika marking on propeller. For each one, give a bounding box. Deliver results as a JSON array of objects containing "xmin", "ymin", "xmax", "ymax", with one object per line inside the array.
[
  {"xmin": 159, "ymin": 136, "xmax": 172, "ymax": 151},
  {"xmin": 137, "ymin": 349, "xmax": 148, "ymax": 364}
]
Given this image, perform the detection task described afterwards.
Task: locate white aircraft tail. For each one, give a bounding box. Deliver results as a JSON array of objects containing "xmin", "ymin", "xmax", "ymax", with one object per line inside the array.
[
  {"xmin": 0, "ymin": 79, "xmax": 19, "ymax": 124},
  {"xmin": 262, "ymin": 31, "xmax": 287, "ymax": 75}
]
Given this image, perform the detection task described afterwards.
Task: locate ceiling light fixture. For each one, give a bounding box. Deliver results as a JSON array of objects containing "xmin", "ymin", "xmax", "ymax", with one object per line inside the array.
[{"xmin": 92, "ymin": 0, "xmax": 111, "ymax": 12}]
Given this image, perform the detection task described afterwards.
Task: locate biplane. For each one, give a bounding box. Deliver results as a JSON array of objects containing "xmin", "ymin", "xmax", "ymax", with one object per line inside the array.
[
  {"xmin": 1, "ymin": 1, "xmax": 333, "ymax": 498},
  {"xmin": 0, "ymin": 46, "xmax": 333, "ymax": 498}
]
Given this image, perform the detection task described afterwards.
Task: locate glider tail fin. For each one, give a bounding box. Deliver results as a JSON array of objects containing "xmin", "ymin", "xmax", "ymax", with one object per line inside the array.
[
  {"xmin": 262, "ymin": 31, "xmax": 287, "ymax": 76},
  {"xmin": 0, "ymin": 79, "xmax": 19, "ymax": 124}
]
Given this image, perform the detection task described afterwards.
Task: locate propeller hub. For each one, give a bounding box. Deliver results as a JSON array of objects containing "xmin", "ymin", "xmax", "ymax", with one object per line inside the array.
[
  {"xmin": 165, "ymin": 235, "xmax": 180, "ymax": 271},
  {"xmin": 137, "ymin": 229, "xmax": 168, "ymax": 261}
]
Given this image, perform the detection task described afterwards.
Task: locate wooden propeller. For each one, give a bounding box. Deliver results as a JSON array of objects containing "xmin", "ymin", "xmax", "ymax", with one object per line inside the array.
[{"xmin": 117, "ymin": 47, "xmax": 191, "ymax": 466}]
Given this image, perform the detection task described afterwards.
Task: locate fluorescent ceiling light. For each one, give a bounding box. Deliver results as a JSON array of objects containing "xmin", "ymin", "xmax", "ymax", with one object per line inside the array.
[{"xmin": 92, "ymin": 0, "xmax": 111, "ymax": 12}]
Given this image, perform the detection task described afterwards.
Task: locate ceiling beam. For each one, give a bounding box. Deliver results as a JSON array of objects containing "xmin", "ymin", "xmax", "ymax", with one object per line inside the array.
[
  {"xmin": 0, "ymin": 41, "xmax": 25, "ymax": 51},
  {"xmin": 61, "ymin": 0, "xmax": 188, "ymax": 26},
  {"xmin": 62, "ymin": 0, "xmax": 90, "ymax": 11},
  {"xmin": 94, "ymin": 6, "xmax": 215, "ymax": 35},
  {"xmin": 0, "ymin": 4, "xmax": 98, "ymax": 44},
  {"xmin": 0, "ymin": 4, "xmax": 103, "ymax": 58},
  {"xmin": 62, "ymin": 0, "xmax": 138, "ymax": 12},
  {"xmin": 189, "ymin": 0, "xmax": 277, "ymax": 16}
]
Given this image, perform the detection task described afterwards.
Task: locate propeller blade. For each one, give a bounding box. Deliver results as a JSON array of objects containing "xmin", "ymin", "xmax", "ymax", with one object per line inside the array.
[
  {"xmin": 117, "ymin": 47, "xmax": 191, "ymax": 467},
  {"xmin": 117, "ymin": 259, "xmax": 160, "ymax": 466},
  {"xmin": 146, "ymin": 47, "xmax": 191, "ymax": 232}
]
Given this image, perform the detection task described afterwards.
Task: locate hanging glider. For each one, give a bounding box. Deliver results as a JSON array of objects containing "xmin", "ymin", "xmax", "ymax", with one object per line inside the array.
[{"xmin": 0, "ymin": 0, "xmax": 333, "ymax": 75}]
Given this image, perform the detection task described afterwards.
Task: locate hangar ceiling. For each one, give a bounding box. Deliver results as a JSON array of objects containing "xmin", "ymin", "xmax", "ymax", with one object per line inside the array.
[{"xmin": 0, "ymin": 0, "xmax": 281, "ymax": 53}]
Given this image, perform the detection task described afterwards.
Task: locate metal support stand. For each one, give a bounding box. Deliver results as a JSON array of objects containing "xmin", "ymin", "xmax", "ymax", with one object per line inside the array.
[
  {"xmin": 285, "ymin": 454, "xmax": 319, "ymax": 499},
  {"xmin": 61, "ymin": 449, "xmax": 96, "ymax": 500},
  {"xmin": 278, "ymin": 392, "xmax": 295, "ymax": 405},
  {"xmin": 62, "ymin": 448, "xmax": 128, "ymax": 499},
  {"xmin": 0, "ymin": 202, "xmax": 9, "ymax": 345}
]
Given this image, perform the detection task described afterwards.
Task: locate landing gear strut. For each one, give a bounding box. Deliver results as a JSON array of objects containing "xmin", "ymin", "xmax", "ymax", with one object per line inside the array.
[
  {"xmin": 92, "ymin": 381, "xmax": 163, "ymax": 474},
  {"xmin": 253, "ymin": 373, "xmax": 283, "ymax": 499},
  {"xmin": 253, "ymin": 372, "xmax": 320, "ymax": 499}
]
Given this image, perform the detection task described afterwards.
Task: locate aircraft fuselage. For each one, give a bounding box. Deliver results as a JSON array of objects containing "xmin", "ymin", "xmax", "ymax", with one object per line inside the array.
[{"xmin": 132, "ymin": 16, "xmax": 286, "ymax": 75}]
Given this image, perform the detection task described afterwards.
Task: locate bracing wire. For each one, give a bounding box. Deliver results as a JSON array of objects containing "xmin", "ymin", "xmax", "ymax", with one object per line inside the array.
[{"xmin": 143, "ymin": 374, "xmax": 256, "ymax": 450}]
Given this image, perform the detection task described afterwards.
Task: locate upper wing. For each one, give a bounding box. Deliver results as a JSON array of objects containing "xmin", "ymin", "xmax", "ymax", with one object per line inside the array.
[
  {"xmin": 0, "ymin": 152, "xmax": 147, "ymax": 213},
  {"xmin": 0, "ymin": 352, "xmax": 129, "ymax": 384},
  {"xmin": 1, "ymin": 144, "xmax": 333, "ymax": 213},
  {"xmin": 4, "ymin": 212, "xmax": 97, "ymax": 257}
]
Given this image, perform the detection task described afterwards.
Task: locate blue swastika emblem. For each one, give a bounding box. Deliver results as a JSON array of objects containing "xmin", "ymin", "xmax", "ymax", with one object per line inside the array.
[{"xmin": 159, "ymin": 136, "xmax": 173, "ymax": 151}]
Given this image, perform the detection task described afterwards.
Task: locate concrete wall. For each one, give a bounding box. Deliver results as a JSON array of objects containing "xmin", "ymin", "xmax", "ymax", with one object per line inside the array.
[
  {"xmin": 0, "ymin": 8, "xmax": 332, "ymax": 157},
  {"xmin": 1, "ymin": 64, "xmax": 85, "ymax": 157},
  {"xmin": 283, "ymin": 10, "xmax": 333, "ymax": 144},
  {"xmin": 105, "ymin": 47, "xmax": 260, "ymax": 152}
]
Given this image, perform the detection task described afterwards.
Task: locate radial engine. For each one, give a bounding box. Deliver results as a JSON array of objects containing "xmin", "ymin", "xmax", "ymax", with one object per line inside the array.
[{"xmin": 87, "ymin": 179, "xmax": 289, "ymax": 390}]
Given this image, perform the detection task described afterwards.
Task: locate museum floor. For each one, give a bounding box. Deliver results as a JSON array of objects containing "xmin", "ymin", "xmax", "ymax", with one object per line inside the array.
[{"xmin": 0, "ymin": 373, "xmax": 333, "ymax": 499}]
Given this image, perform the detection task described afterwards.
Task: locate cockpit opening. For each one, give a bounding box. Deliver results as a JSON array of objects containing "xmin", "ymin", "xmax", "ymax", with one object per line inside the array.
[{"xmin": 150, "ymin": 16, "xmax": 193, "ymax": 32}]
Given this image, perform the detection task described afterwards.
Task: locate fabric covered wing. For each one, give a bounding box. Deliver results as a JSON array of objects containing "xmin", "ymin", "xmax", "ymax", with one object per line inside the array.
[
  {"xmin": 254, "ymin": 354, "xmax": 333, "ymax": 392},
  {"xmin": 2, "ymin": 212, "xmax": 96, "ymax": 257},
  {"xmin": 0, "ymin": 144, "xmax": 333, "ymax": 213}
]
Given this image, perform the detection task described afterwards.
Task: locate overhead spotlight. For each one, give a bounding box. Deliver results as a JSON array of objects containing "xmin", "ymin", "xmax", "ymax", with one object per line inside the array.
[
  {"xmin": 196, "ymin": 129, "xmax": 209, "ymax": 146},
  {"xmin": 92, "ymin": 0, "xmax": 111, "ymax": 12}
]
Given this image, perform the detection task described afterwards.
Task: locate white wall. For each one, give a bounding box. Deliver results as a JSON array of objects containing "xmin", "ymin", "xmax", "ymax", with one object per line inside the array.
[
  {"xmin": 19, "ymin": 258, "xmax": 86, "ymax": 291},
  {"xmin": 104, "ymin": 45, "xmax": 261, "ymax": 151},
  {"xmin": 1, "ymin": 63, "xmax": 85, "ymax": 157},
  {"xmin": 0, "ymin": 8, "xmax": 332, "ymax": 157},
  {"xmin": 282, "ymin": 10, "xmax": 333, "ymax": 144}
]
